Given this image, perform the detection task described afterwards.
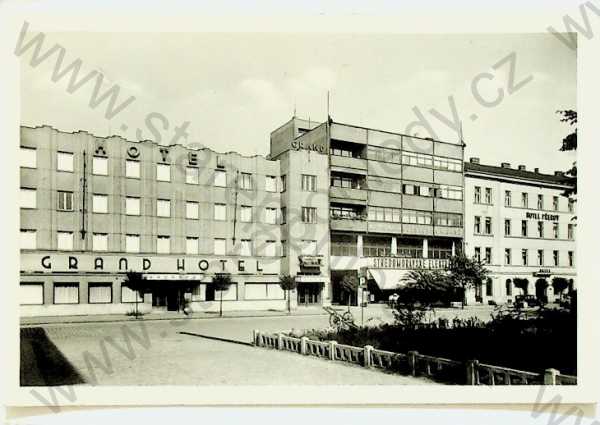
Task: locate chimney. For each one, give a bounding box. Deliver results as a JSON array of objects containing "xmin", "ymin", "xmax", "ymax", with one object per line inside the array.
[
  {"xmin": 501, "ymin": 162, "xmax": 511, "ymax": 168},
  {"xmin": 518, "ymin": 165, "xmax": 526, "ymax": 171},
  {"xmin": 554, "ymin": 171, "xmax": 565, "ymax": 177},
  {"xmin": 534, "ymin": 167, "xmax": 540, "ymax": 173},
  {"xmin": 469, "ymin": 157, "xmax": 480, "ymax": 164}
]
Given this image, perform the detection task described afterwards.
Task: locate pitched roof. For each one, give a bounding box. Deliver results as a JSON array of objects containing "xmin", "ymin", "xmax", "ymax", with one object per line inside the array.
[{"xmin": 464, "ymin": 162, "xmax": 575, "ymax": 187}]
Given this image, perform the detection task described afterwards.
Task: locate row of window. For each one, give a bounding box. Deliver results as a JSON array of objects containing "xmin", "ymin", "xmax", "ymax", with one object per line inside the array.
[
  {"xmin": 367, "ymin": 207, "xmax": 463, "ymax": 227},
  {"xmin": 19, "ymin": 281, "xmax": 287, "ymax": 306},
  {"xmin": 475, "ymin": 185, "xmax": 575, "ymax": 212},
  {"xmin": 473, "ymin": 247, "xmax": 575, "ymax": 267},
  {"xmin": 361, "ymin": 146, "xmax": 463, "ymax": 171},
  {"xmin": 474, "ymin": 216, "xmax": 575, "ymax": 239}
]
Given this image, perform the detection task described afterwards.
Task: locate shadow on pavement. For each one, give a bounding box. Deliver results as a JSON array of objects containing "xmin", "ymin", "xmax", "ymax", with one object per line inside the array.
[
  {"xmin": 178, "ymin": 331, "xmax": 252, "ymax": 346},
  {"xmin": 20, "ymin": 327, "xmax": 86, "ymax": 386}
]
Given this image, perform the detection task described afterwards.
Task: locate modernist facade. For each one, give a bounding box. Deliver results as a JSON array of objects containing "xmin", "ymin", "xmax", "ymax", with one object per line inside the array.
[{"xmin": 464, "ymin": 158, "xmax": 576, "ymax": 305}]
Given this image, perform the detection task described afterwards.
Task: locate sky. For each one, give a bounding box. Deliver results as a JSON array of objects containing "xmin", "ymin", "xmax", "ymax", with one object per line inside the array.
[{"xmin": 20, "ymin": 32, "xmax": 576, "ymax": 173}]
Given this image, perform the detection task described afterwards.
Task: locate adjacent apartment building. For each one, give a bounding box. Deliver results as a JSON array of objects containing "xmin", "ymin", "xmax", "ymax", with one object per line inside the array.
[{"xmin": 464, "ymin": 158, "xmax": 576, "ymax": 305}]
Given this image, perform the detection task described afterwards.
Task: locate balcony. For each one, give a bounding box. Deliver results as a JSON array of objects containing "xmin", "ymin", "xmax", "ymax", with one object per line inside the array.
[
  {"xmin": 330, "ymin": 155, "xmax": 368, "ymax": 174},
  {"xmin": 329, "ymin": 186, "xmax": 367, "ymax": 203},
  {"xmin": 330, "ymin": 217, "xmax": 368, "ymax": 232}
]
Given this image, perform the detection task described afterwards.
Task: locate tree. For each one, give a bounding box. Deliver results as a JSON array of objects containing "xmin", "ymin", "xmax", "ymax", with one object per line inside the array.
[
  {"xmin": 212, "ymin": 273, "xmax": 232, "ymax": 317},
  {"xmin": 552, "ymin": 277, "xmax": 569, "ymax": 298},
  {"xmin": 557, "ymin": 110, "xmax": 577, "ymax": 196},
  {"xmin": 339, "ymin": 271, "xmax": 359, "ymax": 310},
  {"xmin": 278, "ymin": 274, "xmax": 297, "ymax": 314},
  {"xmin": 513, "ymin": 278, "xmax": 529, "ymax": 295},
  {"xmin": 446, "ymin": 254, "xmax": 489, "ymax": 308},
  {"xmin": 123, "ymin": 271, "xmax": 144, "ymax": 318},
  {"xmin": 400, "ymin": 269, "xmax": 454, "ymax": 308}
]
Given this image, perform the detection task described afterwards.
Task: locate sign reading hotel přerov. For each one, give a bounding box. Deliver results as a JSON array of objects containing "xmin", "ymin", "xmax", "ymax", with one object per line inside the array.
[
  {"xmin": 371, "ymin": 257, "xmax": 449, "ymax": 270},
  {"xmin": 525, "ymin": 211, "xmax": 560, "ymax": 221},
  {"xmin": 20, "ymin": 253, "xmax": 280, "ymax": 274}
]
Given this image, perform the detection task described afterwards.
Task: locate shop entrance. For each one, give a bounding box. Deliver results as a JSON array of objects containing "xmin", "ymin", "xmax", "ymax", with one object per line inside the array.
[
  {"xmin": 297, "ymin": 282, "xmax": 322, "ymax": 306},
  {"xmin": 151, "ymin": 283, "xmax": 189, "ymax": 312}
]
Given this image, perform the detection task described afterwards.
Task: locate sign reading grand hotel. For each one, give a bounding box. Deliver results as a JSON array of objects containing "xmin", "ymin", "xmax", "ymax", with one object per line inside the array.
[
  {"xmin": 371, "ymin": 257, "xmax": 449, "ymax": 270},
  {"xmin": 21, "ymin": 253, "xmax": 280, "ymax": 274}
]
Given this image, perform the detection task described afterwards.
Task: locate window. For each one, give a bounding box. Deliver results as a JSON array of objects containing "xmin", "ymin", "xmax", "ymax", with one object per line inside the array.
[
  {"xmin": 505, "ymin": 190, "xmax": 511, "ymax": 207},
  {"xmin": 568, "ymin": 223, "xmax": 574, "ymax": 240},
  {"xmin": 522, "ymin": 249, "xmax": 528, "ymax": 266},
  {"xmin": 433, "ymin": 212, "xmax": 463, "ymax": 227},
  {"xmin": 474, "ymin": 216, "xmax": 481, "ymax": 234},
  {"xmin": 186, "ymin": 201, "xmax": 199, "ymax": 219},
  {"xmin": 214, "ymin": 238, "xmax": 226, "ymax": 255},
  {"xmin": 214, "ymin": 203, "xmax": 226, "ymax": 220},
  {"xmin": 333, "ymin": 147, "xmax": 357, "ymax": 158},
  {"xmin": 281, "ymin": 240, "xmax": 287, "ymax": 257},
  {"xmin": 265, "ymin": 175, "xmax": 277, "ymax": 192},
  {"xmin": 121, "ymin": 285, "xmax": 143, "ymax": 303},
  {"xmin": 57, "ymin": 231, "xmax": 73, "ymax": 251},
  {"xmin": 20, "ymin": 229, "xmax": 36, "ymax": 249},
  {"xmin": 332, "ymin": 175, "xmax": 354, "ymax": 189},
  {"xmin": 369, "ymin": 206, "xmax": 402, "ymax": 223},
  {"xmin": 240, "ymin": 206, "xmax": 252, "ymax": 222},
  {"xmin": 521, "ymin": 220, "xmax": 528, "ymax": 237},
  {"xmin": 402, "ymin": 151, "xmax": 432, "ymax": 167},
  {"xmin": 553, "ymin": 196, "xmax": 559, "ymax": 211},
  {"xmin": 280, "ymin": 207, "xmax": 287, "ymax": 224},
  {"xmin": 537, "ymin": 249, "xmax": 544, "ymax": 266},
  {"xmin": 484, "ymin": 217, "xmax": 492, "ymax": 235},
  {"xmin": 504, "ymin": 219, "xmax": 511, "ymax": 236},
  {"xmin": 20, "ymin": 283, "xmax": 43, "ymax": 305},
  {"xmin": 264, "ymin": 240, "xmax": 277, "ymax": 257},
  {"xmin": 92, "ymin": 194, "xmax": 108, "ymax": 213},
  {"xmin": 433, "ymin": 156, "xmax": 462, "ymax": 171},
  {"xmin": 537, "ymin": 221, "xmax": 544, "ymax": 238},
  {"xmin": 280, "ymin": 175, "xmax": 287, "ymax": 192},
  {"xmin": 401, "ymin": 209, "xmax": 431, "ymax": 225},
  {"xmin": 506, "ymin": 280, "xmax": 513, "ymax": 297},
  {"xmin": 568, "ymin": 251, "xmax": 574, "ymax": 267},
  {"xmin": 92, "ymin": 233, "xmax": 108, "ymax": 251},
  {"xmin": 568, "ymin": 199, "xmax": 574, "ymax": 213},
  {"xmin": 89, "ymin": 283, "xmax": 112, "ymax": 304},
  {"xmin": 240, "ymin": 239, "xmax": 252, "ymax": 256},
  {"xmin": 484, "ymin": 188, "xmax": 492, "ymax": 204},
  {"xmin": 474, "ymin": 247, "xmax": 481, "ymax": 262},
  {"xmin": 126, "ymin": 234, "xmax": 140, "ymax": 253},
  {"xmin": 157, "ymin": 199, "xmax": 171, "ymax": 217},
  {"xmin": 126, "ymin": 197, "xmax": 140, "ymax": 216},
  {"xmin": 522, "ymin": 192, "xmax": 529, "ymax": 208},
  {"xmin": 486, "ymin": 279, "xmax": 493, "ymax": 297},
  {"xmin": 156, "ymin": 163, "xmax": 171, "ymax": 182},
  {"xmin": 264, "ymin": 207, "xmax": 277, "ymax": 225},
  {"xmin": 438, "ymin": 185, "xmax": 463, "ymax": 200},
  {"xmin": 537, "ymin": 194, "xmax": 544, "ymax": 210},
  {"xmin": 186, "ymin": 237, "xmax": 199, "ymax": 255},
  {"xmin": 125, "ymin": 159, "xmax": 140, "ymax": 178},
  {"xmin": 553, "ymin": 250, "xmax": 559, "ymax": 267},
  {"xmin": 54, "ymin": 283, "xmax": 79, "ymax": 304},
  {"xmin": 20, "ymin": 147, "xmax": 37, "ymax": 168},
  {"xmin": 240, "ymin": 172, "xmax": 253, "ymax": 190},
  {"xmin": 213, "ymin": 283, "xmax": 238, "ymax": 301},
  {"xmin": 214, "ymin": 169, "xmax": 227, "ymax": 187},
  {"xmin": 474, "ymin": 186, "xmax": 481, "ymax": 203},
  {"xmin": 244, "ymin": 283, "xmax": 285, "ymax": 300},
  {"xmin": 485, "ymin": 247, "xmax": 492, "ymax": 264},
  {"xmin": 302, "ymin": 207, "xmax": 317, "ymax": 223},
  {"xmin": 57, "ymin": 152, "xmax": 73, "ymax": 172},
  {"xmin": 93, "ymin": 156, "xmax": 108, "ymax": 175},
  {"xmin": 57, "ymin": 191, "xmax": 74, "ymax": 211},
  {"xmin": 20, "ymin": 188, "xmax": 36, "ymax": 209},
  {"xmin": 301, "ymin": 240, "xmax": 317, "ymax": 255},
  {"xmin": 505, "ymin": 248, "xmax": 511, "ymax": 265},
  {"xmin": 157, "ymin": 235, "xmax": 170, "ymax": 254},
  {"xmin": 186, "ymin": 167, "xmax": 199, "ymax": 184},
  {"xmin": 553, "ymin": 222, "xmax": 559, "ymax": 239},
  {"xmin": 301, "ymin": 174, "xmax": 317, "ymax": 192}
]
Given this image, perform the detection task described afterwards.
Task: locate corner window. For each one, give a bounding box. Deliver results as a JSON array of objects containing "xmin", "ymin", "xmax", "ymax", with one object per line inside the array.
[{"xmin": 265, "ymin": 175, "xmax": 277, "ymax": 192}]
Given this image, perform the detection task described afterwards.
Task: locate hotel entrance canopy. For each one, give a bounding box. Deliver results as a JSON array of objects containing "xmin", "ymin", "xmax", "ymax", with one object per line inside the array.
[{"xmin": 368, "ymin": 269, "xmax": 413, "ymax": 291}]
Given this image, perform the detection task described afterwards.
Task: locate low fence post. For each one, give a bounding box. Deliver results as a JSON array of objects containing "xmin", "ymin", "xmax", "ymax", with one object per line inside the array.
[
  {"xmin": 544, "ymin": 368, "xmax": 559, "ymax": 385},
  {"xmin": 466, "ymin": 360, "xmax": 479, "ymax": 385},
  {"xmin": 277, "ymin": 333, "xmax": 284, "ymax": 350},
  {"xmin": 364, "ymin": 345, "xmax": 373, "ymax": 368},
  {"xmin": 329, "ymin": 341, "xmax": 337, "ymax": 360},
  {"xmin": 253, "ymin": 330, "xmax": 260, "ymax": 347},
  {"xmin": 300, "ymin": 337, "xmax": 308, "ymax": 355},
  {"xmin": 408, "ymin": 351, "xmax": 418, "ymax": 376}
]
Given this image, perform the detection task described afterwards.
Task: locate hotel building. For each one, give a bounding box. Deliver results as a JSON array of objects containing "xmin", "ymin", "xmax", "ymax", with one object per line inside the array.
[{"xmin": 464, "ymin": 158, "xmax": 576, "ymax": 305}]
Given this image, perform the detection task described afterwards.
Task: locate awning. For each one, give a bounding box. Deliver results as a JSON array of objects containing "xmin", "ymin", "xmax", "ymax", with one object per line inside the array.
[{"xmin": 368, "ymin": 269, "xmax": 413, "ymax": 291}]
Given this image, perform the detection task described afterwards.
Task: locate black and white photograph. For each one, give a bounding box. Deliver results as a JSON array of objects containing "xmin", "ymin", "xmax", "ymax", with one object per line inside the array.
[{"xmin": 2, "ymin": 0, "xmax": 599, "ymax": 420}]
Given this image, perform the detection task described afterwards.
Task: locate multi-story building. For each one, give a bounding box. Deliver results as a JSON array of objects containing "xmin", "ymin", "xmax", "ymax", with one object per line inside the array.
[
  {"xmin": 464, "ymin": 158, "xmax": 576, "ymax": 305},
  {"xmin": 19, "ymin": 117, "xmax": 465, "ymax": 317}
]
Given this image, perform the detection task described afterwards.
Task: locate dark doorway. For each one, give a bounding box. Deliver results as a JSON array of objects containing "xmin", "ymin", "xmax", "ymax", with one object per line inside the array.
[
  {"xmin": 535, "ymin": 278, "xmax": 549, "ymax": 303},
  {"xmin": 151, "ymin": 282, "xmax": 190, "ymax": 312},
  {"xmin": 297, "ymin": 282, "xmax": 322, "ymax": 306}
]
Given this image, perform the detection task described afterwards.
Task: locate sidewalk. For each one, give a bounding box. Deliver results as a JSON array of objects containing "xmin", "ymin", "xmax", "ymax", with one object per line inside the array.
[{"xmin": 20, "ymin": 306, "xmax": 328, "ymax": 327}]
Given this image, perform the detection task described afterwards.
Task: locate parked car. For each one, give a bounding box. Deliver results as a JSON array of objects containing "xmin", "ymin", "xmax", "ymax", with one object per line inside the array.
[{"xmin": 515, "ymin": 294, "xmax": 540, "ymax": 308}]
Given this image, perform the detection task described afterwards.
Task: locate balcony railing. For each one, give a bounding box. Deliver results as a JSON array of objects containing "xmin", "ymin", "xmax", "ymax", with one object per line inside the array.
[{"xmin": 329, "ymin": 186, "xmax": 368, "ymax": 202}]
